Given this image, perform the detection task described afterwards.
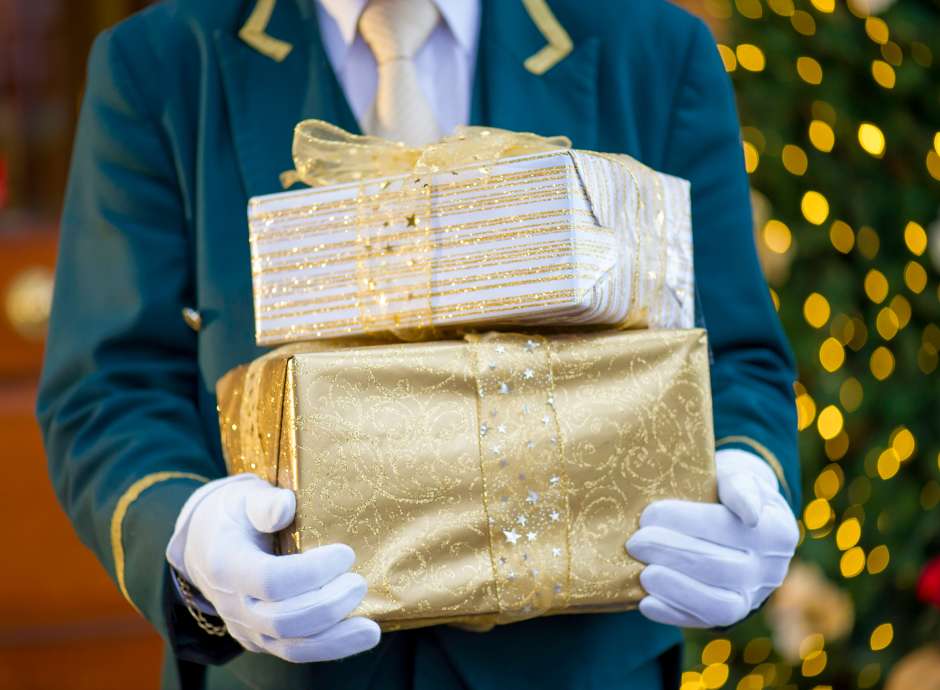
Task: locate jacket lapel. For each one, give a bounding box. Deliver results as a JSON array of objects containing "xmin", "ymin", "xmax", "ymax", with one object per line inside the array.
[
  {"xmin": 215, "ymin": 0, "xmax": 598, "ymax": 198},
  {"xmin": 214, "ymin": 0, "xmax": 360, "ymax": 198},
  {"xmin": 471, "ymin": 0, "xmax": 599, "ymax": 150}
]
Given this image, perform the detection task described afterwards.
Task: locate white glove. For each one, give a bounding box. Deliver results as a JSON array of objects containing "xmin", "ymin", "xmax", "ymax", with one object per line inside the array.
[
  {"xmin": 166, "ymin": 473, "xmax": 381, "ymax": 662},
  {"xmin": 625, "ymin": 449, "xmax": 799, "ymax": 628}
]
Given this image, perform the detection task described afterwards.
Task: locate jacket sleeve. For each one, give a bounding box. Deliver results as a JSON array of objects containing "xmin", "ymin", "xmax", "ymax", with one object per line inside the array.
[
  {"xmin": 662, "ymin": 19, "xmax": 802, "ymax": 513},
  {"xmin": 35, "ymin": 26, "xmax": 242, "ymax": 665}
]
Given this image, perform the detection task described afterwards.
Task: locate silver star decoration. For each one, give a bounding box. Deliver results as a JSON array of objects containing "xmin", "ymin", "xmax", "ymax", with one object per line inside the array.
[
  {"xmin": 499, "ymin": 556, "xmax": 507, "ymax": 565},
  {"xmin": 525, "ymin": 339, "xmax": 540, "ymax": 352},
  {"xmin": 499, "ymin": 458, "xmax": 509, "ymax": 468},
  {"xmin": 495, "ymin": 345, "xmax": 506, "ymax": 354},
  {"xmin": 501, "ymin": 495, "xmax": 509, "ymax": 503},
  {"xmin": 527, "ymin": 490, "xmax": 539, "ymax": 504},
  {"xmin": 522, "ymin": 403, "xmax": 530, "ymax": 414},
  {"xmin": 552, "ymin": 547, "xmax": 562, "ymax": 557},
  {"xmin": 526, "ymin": 531, "xmax": 537, "ymax": 542},
  {"xmin": 479, "ymin": 422, "xmax": 489, "ymax": 437},
  {"xmin": 546, "ymin": 395, "xmax": 555, "ymax": 407},
  {"xmin": 517, "ymin": 515, "xmax": 527, "ymax": 526},
  {"xmin": 503, "ymin": 529, "xmax": 521, "ymax": 545},
  {"xmin": 522, "ymin": 604, "xmax": 532, "ymax": 614},
  {"xmin": 550, "ymin": 476, "xmax": 560, "ymax": 486},
  {"xmin": 518, "ymin": 472, "xmax": 527, "ymax": 481},
  {"xmin": 530, "ymin": 568, "xmax": 540, "ymax": 577},
  {"xmin": 491, "ymin": 444, "xmax": 503, "ymax": 455},
  {"xmin": 550, "ymin": 436, "xmax": 558, "ymax": 445},
  {"xmin": 507, "ymin": 570, "xmax": 516, "ymax": 581},
  {"xmin": 488, "ymin": 362, "xmax": 496, "ymax": 370},
  {"xmin": 527, "ymin": 440, "xmax": 535, "ymax": 449},
  {"xmin": 497, "ymin": 424, "xmax": 507, "ymax": 434},
  {"xmin": 542, "ymin": 415, "xmax": 551, "ymax": 426},
  {"xmin": 554, "ymin": 584, "xmax": 563, "ymax": 594},
  {"xmin": 549, "ymin": 510, "xmax": 560, "ymax": 522},
  {"xmin": 498, "ymin": 382, "xmax": 510, "ymax": 395},
  {"xmin": 522, "ymin": 368, "xmax": 535, "ymax": 380}
]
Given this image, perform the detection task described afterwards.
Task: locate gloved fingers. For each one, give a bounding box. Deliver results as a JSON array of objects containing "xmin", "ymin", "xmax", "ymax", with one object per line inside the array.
[
  {"xmin": 639, "ymin": 500, "xmax": 751, "ymax": 550},
  {"xmin": 626, "ymin": 526, "xmax": 752, "ymax": 589},
  {"xmin": 718, "ymin": 472, "xmax": 764, "ymax": 528},
  {"xmin": 236, "ymin": 543, "xmax": 357, "ymax": 601},
  {"xmin": 760, "ymin": 502, "xmax": 801, "ymax": 554},
  {"xmin": 248, "ymin": 572, "xmax": 368, "ymax": 639},
  {"xmin": 757, "ymin": 553, "xmax": 794, "ymax": 592},
  {"xmin": 752, "ymin": 584, "xmax": 777, "ymax": 608},
  {"xmin": 244, "ymin": 482, "xmax": 297, "ymax": 533},
  {"xmin": 261, "ymin": 617, "xmax": 382, "ymax": 664},
  {"xmin": 638, "ymin": 595, "xmax": 709, "ymax": 629},
  {"xmin": 715, "ymin": 449, "xmax": 779, "ymax": 492},
  {"xmin": 639, "ymin": 564, "xmax": 750, "ymax": 628},
  {"xmin": 226, "ymin": 620, "xmax": 265, "ymax": 653}
]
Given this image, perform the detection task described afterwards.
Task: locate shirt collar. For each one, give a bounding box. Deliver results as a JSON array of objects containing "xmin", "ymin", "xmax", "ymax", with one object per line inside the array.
[{"xmin": 316, "ymin": 0, "xmax": 479, "ymax": 54}]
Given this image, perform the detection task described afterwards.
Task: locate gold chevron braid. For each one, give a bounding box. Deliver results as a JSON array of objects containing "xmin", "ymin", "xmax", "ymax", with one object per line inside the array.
[
  {"xmin": 251, "ymin": 164, "xmax": 569, "ymax": 222},
  {"xmin": 252, "ymin": 222, "xmax": 610, "ymax": 279},
  {"xmin": 110, "ymin": 472, "xmax": 209, "ymax": 611},
  {"xmin": 251, "ymin": 222, "xmax": 599, "ymax": 277},
  {"xmin": 259, "ymin": 291, "xmax": 581, "ymax": 339},
  {"xmin": 260, "ymin": 266, "xmax": 612, "ymax": 322},
  {"xmin": 255, "ymin": 239, "xmax": 614, "ymax": 298},
  {"xmin": 715, "ymin": 435, "xmax": 794, "ymax": 503},
  {"xmin": 253, "ymin": 152, "xmax": 568, "ymax": 206},
  {"xmin": 239, "ymin": 0, "xmax": 293, "ymax": 62},
  {"xmin": 252, "ymin": 205, "xmax": 596, "ymax": 251},
  {"xmin": 522, "ymin": 0, "xmax": 574, "ymax": 75},
  {"xmin": 250, "ymin": 176, "xmax": 573, "ymax": 230},
  {"xmin": 251, "ymin": 205, "xmax": 594, "ymax": 253},
  {"xmin": 252, "ymin": 218, "xmax": 605, "ymax": 271}
]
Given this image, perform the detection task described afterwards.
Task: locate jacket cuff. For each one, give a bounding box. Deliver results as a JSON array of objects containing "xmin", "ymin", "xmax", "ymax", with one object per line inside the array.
[
  {"xmin": 113, "ymin": 473, "xmax": 242, "ymax": 665},
  {"xmin": 715, "ymin": 435, "xmax": 795, "ymax": 510}
]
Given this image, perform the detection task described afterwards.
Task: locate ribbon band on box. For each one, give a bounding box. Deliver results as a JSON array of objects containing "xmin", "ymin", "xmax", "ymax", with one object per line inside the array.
[{"xmin": 467, "ymin": 333, "xmax": 572, "ymax": 624}]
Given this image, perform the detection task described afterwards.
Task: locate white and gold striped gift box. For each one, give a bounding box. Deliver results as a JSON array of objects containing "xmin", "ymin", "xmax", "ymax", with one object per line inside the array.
[{"xmin": 248, "ymin": 150, "xmax": 694, "ymax": 346}]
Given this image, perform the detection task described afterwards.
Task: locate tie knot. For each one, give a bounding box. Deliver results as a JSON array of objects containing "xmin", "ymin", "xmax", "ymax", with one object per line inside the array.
[{"xmin": 359, "ymin": 0, "xmax": 440, "ymax": 63}]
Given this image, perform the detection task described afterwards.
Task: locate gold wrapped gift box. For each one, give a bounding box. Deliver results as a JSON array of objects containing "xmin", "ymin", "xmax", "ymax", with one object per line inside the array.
[{"xmin": 217, "ymin": 328, "xmax": 717, "ymax": 631}]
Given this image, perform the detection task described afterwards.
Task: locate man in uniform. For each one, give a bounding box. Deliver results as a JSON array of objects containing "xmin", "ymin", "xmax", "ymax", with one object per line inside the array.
[{"xmin": 37, "ymin": 1, "xmax": 801, "ymax": 688}]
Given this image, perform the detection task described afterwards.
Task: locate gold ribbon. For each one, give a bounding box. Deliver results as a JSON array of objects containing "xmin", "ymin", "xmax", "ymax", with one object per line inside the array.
[
  {"xmin": 279, "ymin": 121, "xmax": 570, "ymax": 341},
  {"xmin": 466, "ymin": 332, "xmax": 572, "ymax": 625},
  {"xmin": 281, "ymin": 119, "xmax": 571, "ymax": 189}
]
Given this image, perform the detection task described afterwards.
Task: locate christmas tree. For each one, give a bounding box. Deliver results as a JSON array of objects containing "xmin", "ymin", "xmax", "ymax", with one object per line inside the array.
[{"xmin": 682, "ymin": 0, "xmax": 940, "ymax": 688}]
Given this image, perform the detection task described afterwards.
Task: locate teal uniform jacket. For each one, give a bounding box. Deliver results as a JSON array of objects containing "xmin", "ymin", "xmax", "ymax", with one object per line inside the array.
[{"xmin": 36, "ymin": 1, "xmax": 800, "ymax": 688}]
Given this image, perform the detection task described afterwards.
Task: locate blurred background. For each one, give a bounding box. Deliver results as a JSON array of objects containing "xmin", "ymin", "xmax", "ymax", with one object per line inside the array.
[{"xmin": 0, "ymin": 0, "xmax": 937, "ymax": 689}]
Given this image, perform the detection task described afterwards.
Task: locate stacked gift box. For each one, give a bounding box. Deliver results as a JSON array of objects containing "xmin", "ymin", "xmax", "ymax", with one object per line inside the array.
[{"xmin": 217, "ymin": 121, "xmax": 717, "ymax": 631}]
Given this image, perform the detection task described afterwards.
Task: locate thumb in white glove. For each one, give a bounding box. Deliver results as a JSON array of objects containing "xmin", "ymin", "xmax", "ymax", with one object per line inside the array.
[
  {"xmin": 166, "ymin": 473, "xmax": 380, "ymax": 662},
  {"xmin": 626, "ymin": 449, "xmax": 799, "ymax": 629}
]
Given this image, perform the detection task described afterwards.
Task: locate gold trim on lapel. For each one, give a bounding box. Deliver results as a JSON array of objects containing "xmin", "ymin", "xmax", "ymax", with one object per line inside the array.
[
  {"xmin": 521, "ymin": 0, "xmax": 573, "ymax": 75},
  {"xmin": 216, "ymin": 1, "xmax": 359, "ymax": 198},
  {"xmin": 239, "ymin": 0, "xmax": 294, "ymax": 62},
  {"xmin": 110, "ymin": 471, "xmax": 209, "ymax": 611},
  {"xmin": 474, "ymin": 1, "xmax": 599, "ymax": 150}
]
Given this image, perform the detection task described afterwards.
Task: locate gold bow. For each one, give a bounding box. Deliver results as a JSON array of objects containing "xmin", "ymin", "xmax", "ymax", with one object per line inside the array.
[{"xmin": 281, "ymin": 120, "xmax": 572, "ymax": 189}]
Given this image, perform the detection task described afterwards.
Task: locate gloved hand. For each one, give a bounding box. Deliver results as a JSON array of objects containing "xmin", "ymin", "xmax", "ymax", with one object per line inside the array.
[
  {"xmin": 166, "ymin": 473, "xmax": 381, "ymax": 662},
  {"xmin": 626, "ymin": 449, "xmax": 799, "ymax": 628}
]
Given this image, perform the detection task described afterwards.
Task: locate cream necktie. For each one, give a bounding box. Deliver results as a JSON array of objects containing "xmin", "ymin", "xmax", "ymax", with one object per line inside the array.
[{"xmin": 359, "ymin": 0, "xmax": 442, "ymax": 146}]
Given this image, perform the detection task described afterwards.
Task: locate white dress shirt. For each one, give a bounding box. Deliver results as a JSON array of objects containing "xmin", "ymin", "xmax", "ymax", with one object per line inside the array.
[{"xmin": 315, "ymin": 0, "xmax": 480, "ymax": 137}]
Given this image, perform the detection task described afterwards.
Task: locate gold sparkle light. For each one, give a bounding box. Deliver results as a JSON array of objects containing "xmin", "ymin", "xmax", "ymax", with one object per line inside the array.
[
  {"xmin": 858, "ymin": 123, "xmax": 886, "ymax": 157},
  {"xmin": 801, "ymin": 191, "xmax": 829, "ymax": 225}
]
